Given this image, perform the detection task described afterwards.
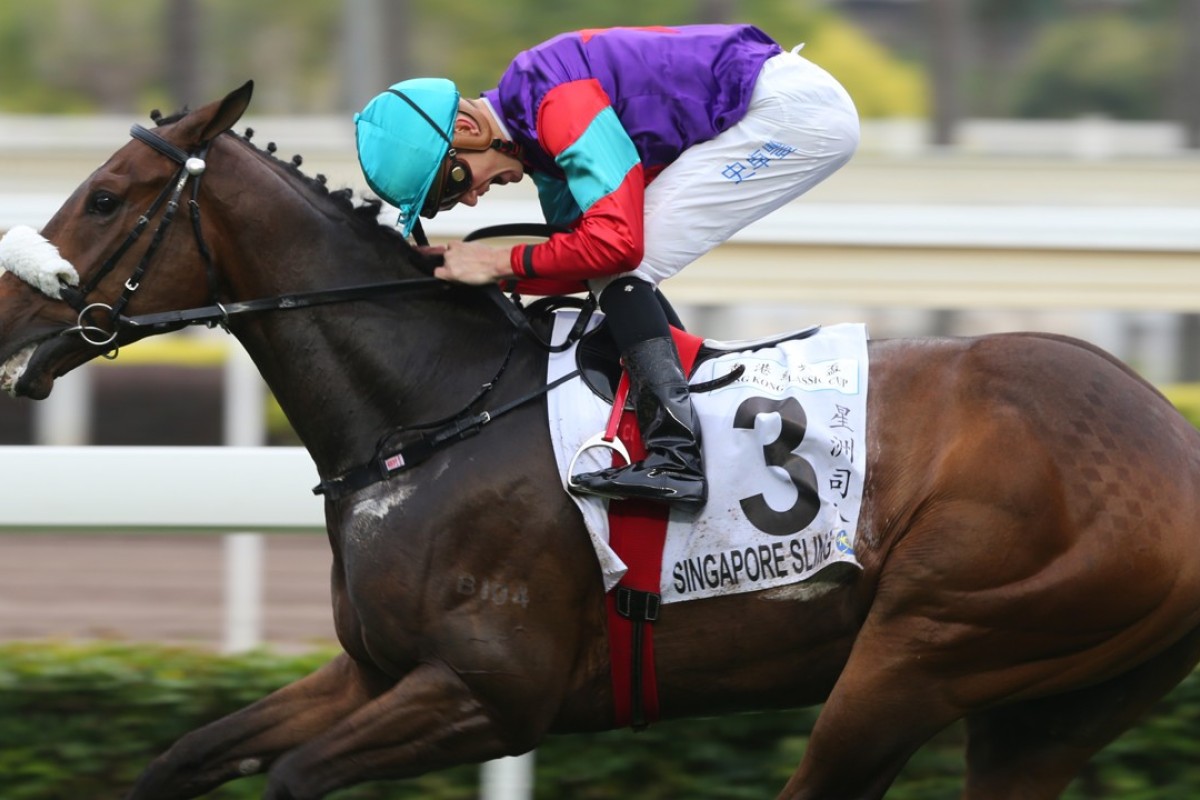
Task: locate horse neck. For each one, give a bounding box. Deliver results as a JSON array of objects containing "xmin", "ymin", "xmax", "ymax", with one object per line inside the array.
[
  {"xmin": 202, "ymin": 144, "xmax": 526, "ymax": 477},
  {"xmin": 237, "ymin": 290, "xmax": 520, "ymax": 477}
]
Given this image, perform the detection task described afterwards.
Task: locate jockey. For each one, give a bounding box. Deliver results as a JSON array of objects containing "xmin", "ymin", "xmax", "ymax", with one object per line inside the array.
[{"xmin": 354, "ymin": 24, "xmax": 859, "ymax": 512}]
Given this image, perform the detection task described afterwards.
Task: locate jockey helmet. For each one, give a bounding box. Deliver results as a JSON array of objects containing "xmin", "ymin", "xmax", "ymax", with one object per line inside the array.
[{"xmin": 354, "ymin": 78, "xmax": 462, "ymax": 237}]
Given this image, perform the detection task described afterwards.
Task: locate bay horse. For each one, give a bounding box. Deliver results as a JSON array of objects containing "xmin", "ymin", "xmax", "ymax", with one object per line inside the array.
[{"xmin": 2, "ymin": 82, "xmax": 1200, "ymax": 800}]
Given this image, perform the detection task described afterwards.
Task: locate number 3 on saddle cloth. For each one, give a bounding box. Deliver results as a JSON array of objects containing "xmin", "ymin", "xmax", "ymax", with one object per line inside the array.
[{"xmin": 545, "ymin": 312, "xmax": 870, "ymax": 727}]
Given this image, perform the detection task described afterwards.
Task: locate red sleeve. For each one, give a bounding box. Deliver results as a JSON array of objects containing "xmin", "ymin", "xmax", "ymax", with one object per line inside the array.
[{"xmin": 508, "ymin": 80, "xmax": 645, "ymax": 283}]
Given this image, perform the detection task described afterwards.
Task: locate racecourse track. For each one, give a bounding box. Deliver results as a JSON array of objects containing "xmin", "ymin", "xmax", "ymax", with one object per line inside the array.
[{"xmin": 0, "ymin": 533, "xmax": 337, "ymax": 649}]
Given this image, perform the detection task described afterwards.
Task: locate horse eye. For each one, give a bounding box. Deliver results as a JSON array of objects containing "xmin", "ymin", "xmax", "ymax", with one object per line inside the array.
[{"xmin": 87, "ymin": 191, "xmax": 121, "ymax": 215}]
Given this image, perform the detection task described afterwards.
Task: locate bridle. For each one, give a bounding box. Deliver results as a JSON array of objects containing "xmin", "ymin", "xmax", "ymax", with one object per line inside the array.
[
  {"xmin": 26, "ymin": 122, "xmax": 604, "ymax": 497},
  {"xmin": 60, "ymin": 125, "xmax": 216, "ymax": 348},
  {"xmin": 38, "ymin": 122, "xmax": 593, "ymax": 365},
  {"xmin": 57, "ymin": 124, "xmax": 452, "ymax": 350}
]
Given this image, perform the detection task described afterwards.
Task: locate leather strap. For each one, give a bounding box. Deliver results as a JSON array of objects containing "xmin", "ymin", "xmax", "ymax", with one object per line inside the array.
[
  {"xmin": 606, "ymin": 328, "xmax": 704, "ymax": 729},
  {"xmin": 119, "ymin": 277, "xmax": 447, "ymax": 334},
  {"xmin": 314, "ymin": 367, "xmax": 581, "ymax": 500}
]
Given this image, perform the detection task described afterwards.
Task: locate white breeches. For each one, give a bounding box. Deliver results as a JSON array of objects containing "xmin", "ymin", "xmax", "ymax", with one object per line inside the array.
[{"xmin": 590, "ymin": 46, "xmax": 860, "ymax": 295}]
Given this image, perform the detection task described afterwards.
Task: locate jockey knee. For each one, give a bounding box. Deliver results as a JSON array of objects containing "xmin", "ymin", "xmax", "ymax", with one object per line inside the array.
[{"xmin": 829, "ymin": 104, "xmax": 861, "ymax": 168}]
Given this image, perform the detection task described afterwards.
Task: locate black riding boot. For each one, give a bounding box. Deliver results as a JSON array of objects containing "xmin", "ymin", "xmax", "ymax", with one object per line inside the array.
[{"xmin": 571, "ymin": 336, "xmax": 707, "ymax": 511}]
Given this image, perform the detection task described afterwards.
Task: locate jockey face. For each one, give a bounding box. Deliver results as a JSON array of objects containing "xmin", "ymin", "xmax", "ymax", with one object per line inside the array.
[
  {"xmin": 433, "ymin": 100, "xmax": 525, "ymax": 212},
  {"xmin": 443, "ymin": 147, "xmax": 524, "ymax": 210}
]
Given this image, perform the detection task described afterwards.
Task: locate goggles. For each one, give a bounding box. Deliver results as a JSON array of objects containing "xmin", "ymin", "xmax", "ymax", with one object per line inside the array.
[{"xmin": 422, "ymin": 148, "xmax": 474, "ymax": 216}]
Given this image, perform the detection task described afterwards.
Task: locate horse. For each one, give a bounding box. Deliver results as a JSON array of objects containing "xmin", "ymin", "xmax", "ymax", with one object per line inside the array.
[{"xmin": 2, "ymin": 81, "xmax": 1200, "ymax": 800}]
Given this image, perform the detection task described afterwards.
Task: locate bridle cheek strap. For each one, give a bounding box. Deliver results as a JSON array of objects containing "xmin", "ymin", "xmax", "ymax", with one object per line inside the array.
[{"xmin": 128, "ymin": 124, "xmax": 220, "ymax": 302}]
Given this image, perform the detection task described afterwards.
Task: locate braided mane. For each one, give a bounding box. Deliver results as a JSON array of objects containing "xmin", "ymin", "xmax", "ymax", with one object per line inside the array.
[{"xmin": 151, "ymin": 107, "xmax": 398, "ymax": 235}]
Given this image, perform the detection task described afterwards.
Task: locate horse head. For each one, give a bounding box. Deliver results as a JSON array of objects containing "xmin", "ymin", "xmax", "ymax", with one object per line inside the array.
[
  {"xmin": 1, "ymin": 81, "xmax": 532, "ymax": 476},
  {"xmin": 0, "ymin": 82, "xmax": 256, "ymax": 399}
]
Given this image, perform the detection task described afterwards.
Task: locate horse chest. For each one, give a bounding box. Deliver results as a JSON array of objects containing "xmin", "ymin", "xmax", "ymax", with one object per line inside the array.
[
  {"xmin": 340, "ymin": 484, "xmax": 417, "ymax": 549},
  {"xmin": 333, "ymin": 480, "xmax": 481, "ymax": 595}
]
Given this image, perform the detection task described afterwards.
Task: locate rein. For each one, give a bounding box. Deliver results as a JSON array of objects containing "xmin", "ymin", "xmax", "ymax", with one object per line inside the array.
[
  {"xmin": 316, "ymin": 224, "xmax": 593, "ymax": 499},
  {"xmin": 54, "ymin": 126, "xmax": 593, "ymax": 355},
  {"xmin": 118, "ymin": 277, "xmax": 447, "ymax": 336},
  {"xmin": 52, "ymin": 124, "xmax": 594, "ymax": 500},
  {"xmin": 420, "ymin": 220, "xmax": 593, "ymax": 354},
  {"xmin": 56, "ymin": 124, "xmax": 447, "ymax": 346}
]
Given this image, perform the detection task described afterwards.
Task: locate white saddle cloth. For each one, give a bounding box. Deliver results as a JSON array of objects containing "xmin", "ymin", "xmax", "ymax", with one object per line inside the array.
[{"xmin": 546, "ymin": 314, "xmax": 868, "ymax": 603}]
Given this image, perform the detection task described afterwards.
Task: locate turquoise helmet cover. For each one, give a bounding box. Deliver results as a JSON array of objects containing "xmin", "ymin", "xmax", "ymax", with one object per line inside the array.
[{"xmin": 354, "ymin": 77, "xmax": 460, "ymax": 237}]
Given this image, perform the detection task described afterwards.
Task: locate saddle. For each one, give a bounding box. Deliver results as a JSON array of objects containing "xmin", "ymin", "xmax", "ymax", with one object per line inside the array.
[{"xmin": 576, "ymin": 321, "xmax": 822, "ymax": 405}]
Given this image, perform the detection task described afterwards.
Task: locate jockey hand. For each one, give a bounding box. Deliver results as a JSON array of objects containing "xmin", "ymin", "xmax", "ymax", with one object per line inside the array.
[{"xmin": 425, "ymin": 241, "xmax": 512, "ymax": 286}]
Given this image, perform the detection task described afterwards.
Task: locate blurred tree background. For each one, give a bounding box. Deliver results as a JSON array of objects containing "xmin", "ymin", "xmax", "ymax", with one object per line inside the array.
[{"xmin": 0, "ymin": 0, "xmax": 1196, "ymax": 141}]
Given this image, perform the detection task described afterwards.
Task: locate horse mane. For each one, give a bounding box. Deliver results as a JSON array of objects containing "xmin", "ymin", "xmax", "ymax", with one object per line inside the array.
[
  {"xmin": 151, "ymin": 107, "xmax": 404, "ymax": 243},
  {"xmin": 149, "ymin": 106, "xmax": 506, "ymax": 324}
]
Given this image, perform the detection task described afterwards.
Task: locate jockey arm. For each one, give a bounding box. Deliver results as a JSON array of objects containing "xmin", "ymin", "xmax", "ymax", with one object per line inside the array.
[{"xmin": 508, "ymin": 79, "xmax": 646, "ymax": 291}]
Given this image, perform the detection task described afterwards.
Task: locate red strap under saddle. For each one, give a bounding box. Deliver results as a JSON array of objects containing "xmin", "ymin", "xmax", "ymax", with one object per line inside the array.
[{"xmin": 605, "ymin": 328, "xmax": 703, "ymax": 729}]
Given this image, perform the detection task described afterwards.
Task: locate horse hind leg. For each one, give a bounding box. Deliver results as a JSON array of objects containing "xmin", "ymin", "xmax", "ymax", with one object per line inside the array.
[
  {"xmin": 126, "ymin": 652, "xmax": 393, "ymax": 800},
  {"xmin": 962, "ymin": 622, "xmax": 1200, "ymax": 800},
  {"xmin": 774, "ymin": 621, "xmax": 969, "ymax": 800}
]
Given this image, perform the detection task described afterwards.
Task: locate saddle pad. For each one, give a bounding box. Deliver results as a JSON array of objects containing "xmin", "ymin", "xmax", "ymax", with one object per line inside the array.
[{"xmin": 546, "ymin": 312, "xmax": 868, "ymax": 603}]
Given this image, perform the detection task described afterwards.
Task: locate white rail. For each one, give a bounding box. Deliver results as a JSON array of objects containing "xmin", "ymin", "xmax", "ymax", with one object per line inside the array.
[{"xmin": 0, "ymin": 445, "xmax": 324, "ymax": 531}]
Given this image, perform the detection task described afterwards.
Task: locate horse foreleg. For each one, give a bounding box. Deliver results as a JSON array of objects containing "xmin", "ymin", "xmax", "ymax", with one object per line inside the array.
[
  {"xmin": 262, "ymin": 659, "xmax": 523, "ymax": 800},
  {"xmin": 126, "ymin": 652, "xmax": 393, "ymax": 800}
]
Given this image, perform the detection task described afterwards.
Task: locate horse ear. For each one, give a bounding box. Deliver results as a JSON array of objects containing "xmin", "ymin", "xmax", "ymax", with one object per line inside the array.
[
  {"xmin": 203, "ymin": 80, "xmax": 254, "ymax": 141},
  {"xmin": 175, "ymin": 80, "xmax": 255, "ymax": 147}
]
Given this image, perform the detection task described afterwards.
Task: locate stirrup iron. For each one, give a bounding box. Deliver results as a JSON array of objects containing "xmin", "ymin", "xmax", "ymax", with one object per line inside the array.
[{"xmin": 566, "ymin": 430, "xmax": 630, "ymax": 492}]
